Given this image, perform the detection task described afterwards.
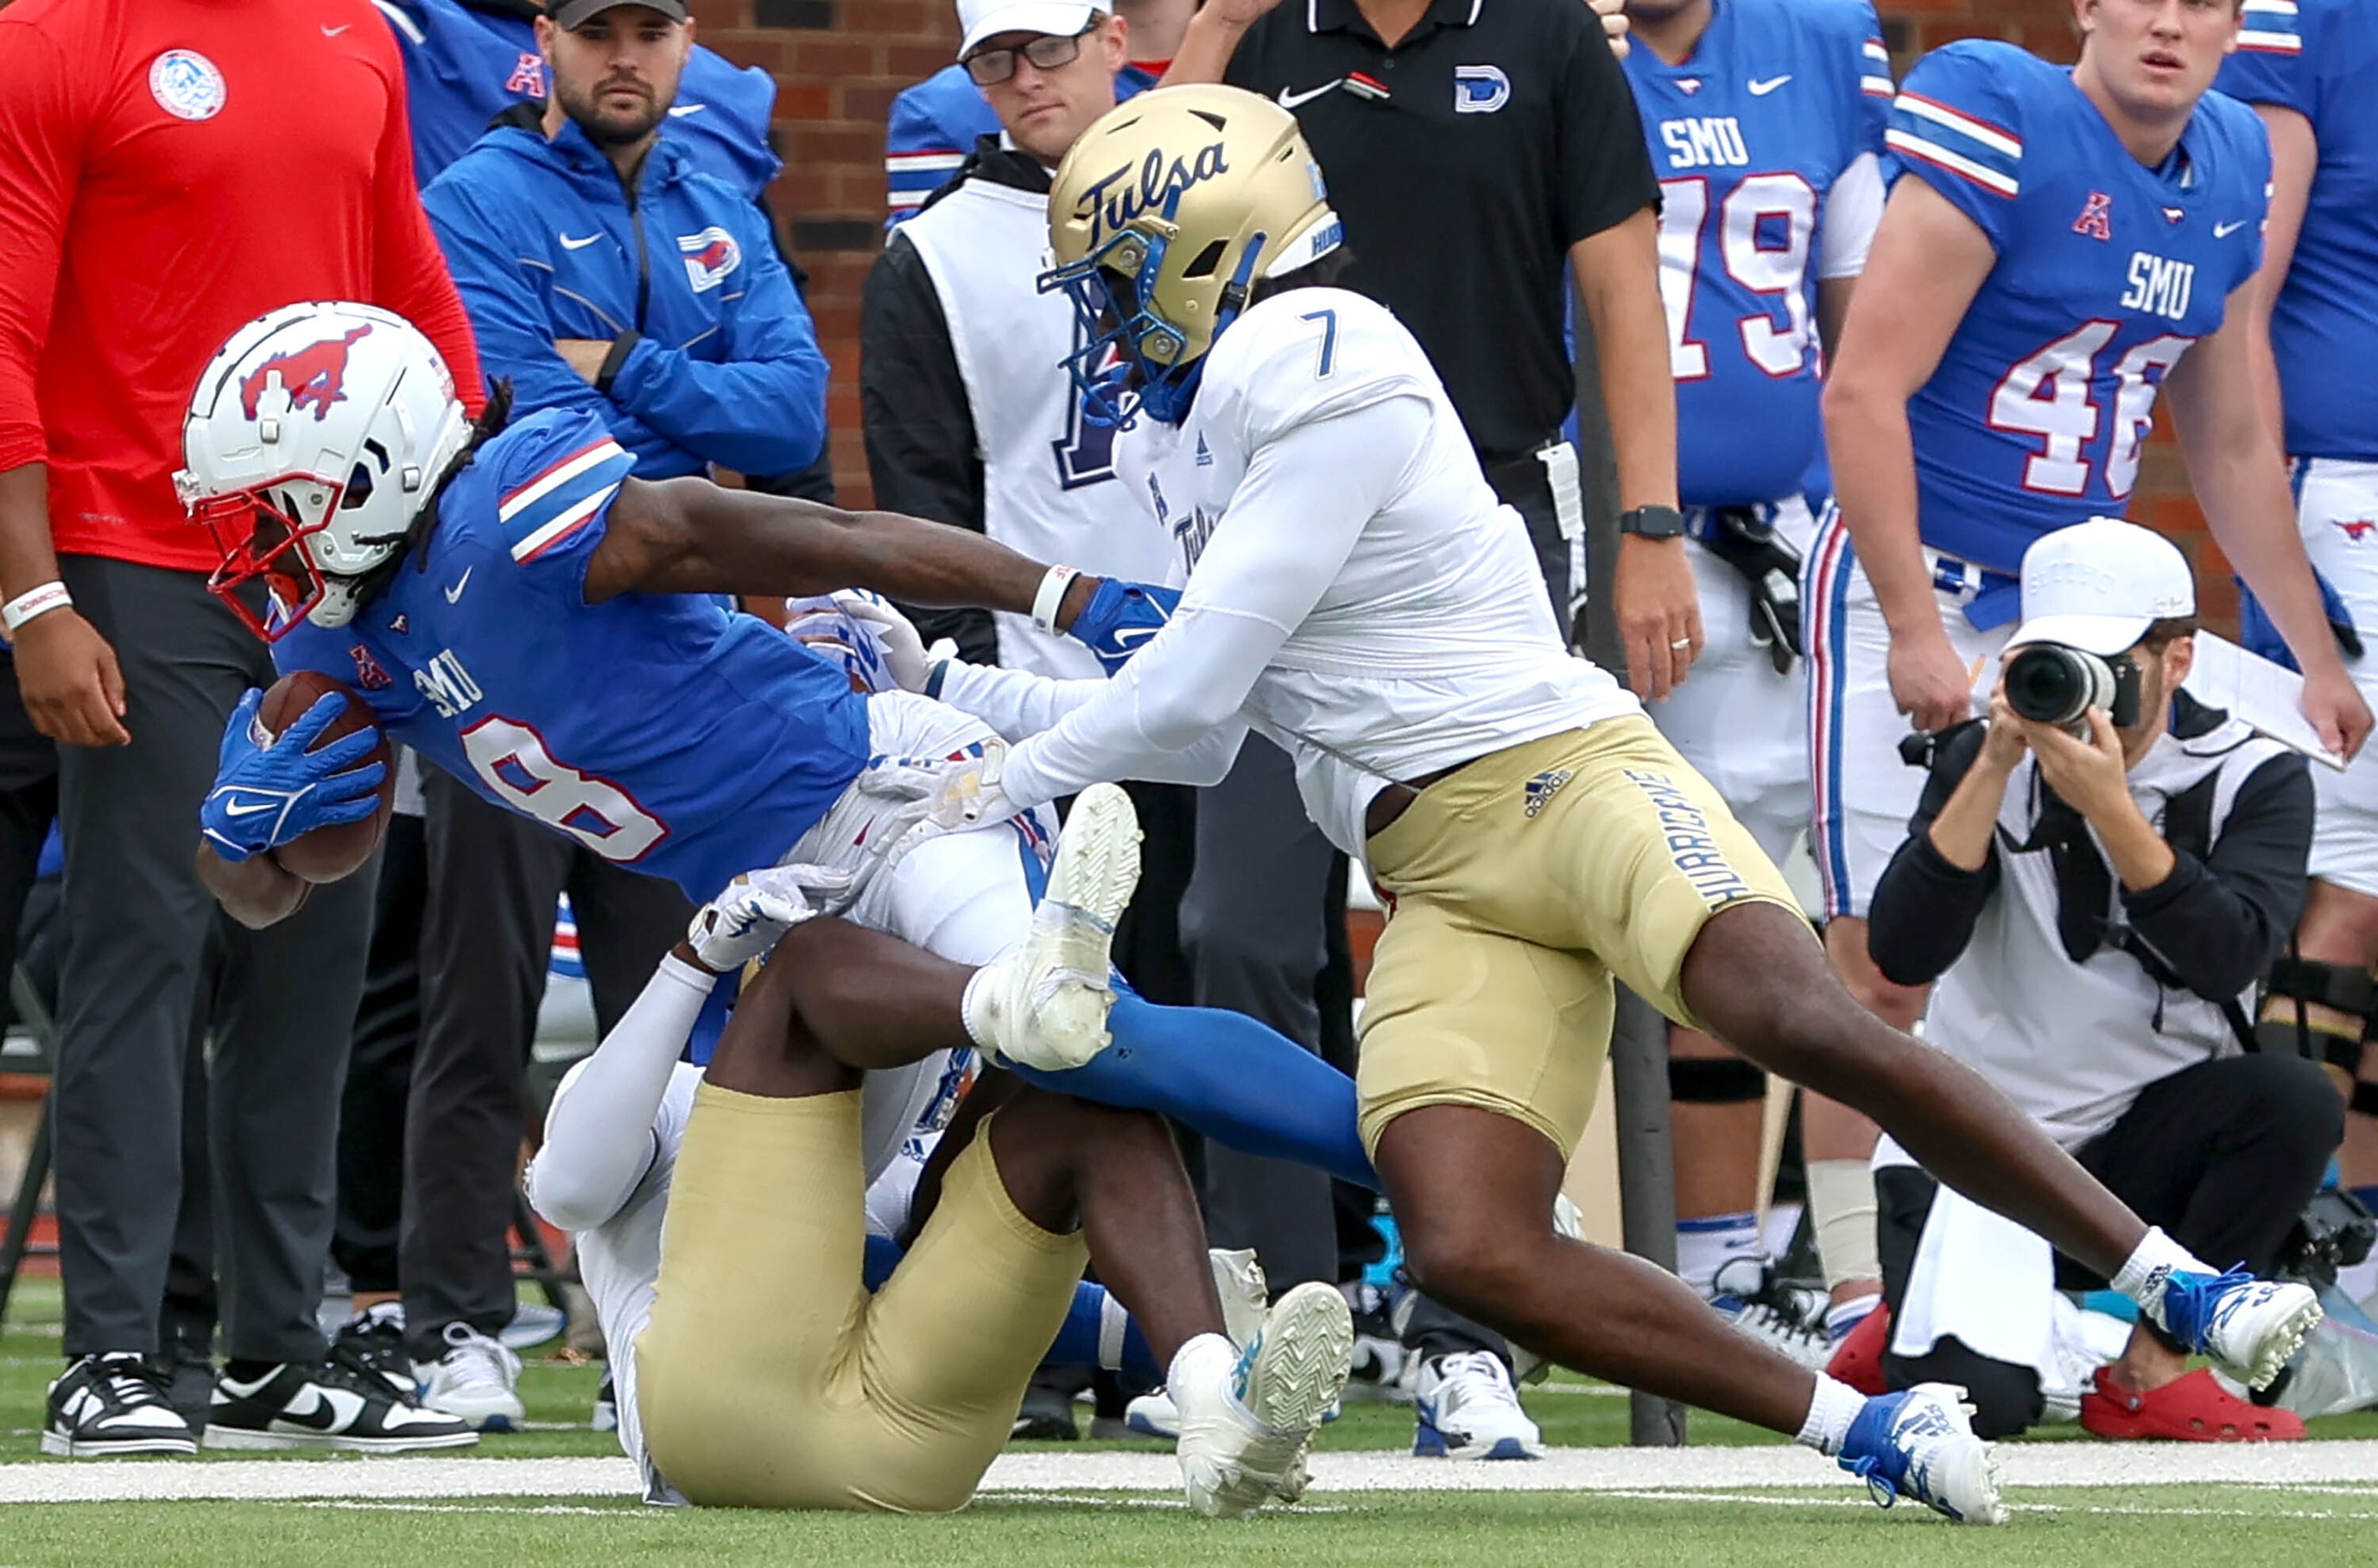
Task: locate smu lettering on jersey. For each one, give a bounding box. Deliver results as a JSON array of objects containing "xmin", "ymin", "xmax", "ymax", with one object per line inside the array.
[
  {"xmin": 2217, "ymin": 0, "xmax": 2378, "ymax": 463},
  {"xmin": 1881, "ymin": 41, "xmax": 2269, "ymax": 574},
  {"xmin": 1627, "ymin": 0, "xmax": 1892, "ymax": 505},
  {"xmin": 271, "ymin": 407, "xmax": 871, "ymax": 900}
]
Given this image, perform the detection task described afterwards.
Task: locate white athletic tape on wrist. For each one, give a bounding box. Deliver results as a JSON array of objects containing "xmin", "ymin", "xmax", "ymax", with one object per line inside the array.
[
  {"xmin": 1031, "ymin": 565, "xmax": 1080, "ymax": 635},
  {"xmin": 1, "ymin": 581, "xmax": 71, "ymax": 635}
]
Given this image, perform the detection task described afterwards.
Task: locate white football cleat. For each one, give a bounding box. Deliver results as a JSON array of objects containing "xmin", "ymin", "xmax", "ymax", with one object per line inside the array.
[
  {"xmin": 1212, "ymin": 1247, "xmax": 1270, "ymax": 1349},
  {"xmin": 1173, "ymin": 1282, "xmax": 1353, "ymax": 1519},
  {"xmin": 961, "ymin": 783, "xmax": 1141, "ymax": 1071},
  {"xmin": 2146, "ymin": 1268, "xmax": 2322, "ymax": 1392},
  {"xmin": 1837, "ymin": 1382, "xmax": 2007, "ymax": 1525}
]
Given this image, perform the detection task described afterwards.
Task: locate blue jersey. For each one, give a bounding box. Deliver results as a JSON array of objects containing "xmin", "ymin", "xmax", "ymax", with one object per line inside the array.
[
  {"xmin": 273, "ymin": 408, "xmax": 870, "ymax": 901},
  {"xmin": 1881, "ymin": 42, "xmax": 2269, "ymax": 574},
  {"xmin": 2217, "ymin": 0, "xmax": 2378, "ymax": 463},
  {"xmin": 1626, "ymin": 0, "xmax": 1893, "ymax": 506}
]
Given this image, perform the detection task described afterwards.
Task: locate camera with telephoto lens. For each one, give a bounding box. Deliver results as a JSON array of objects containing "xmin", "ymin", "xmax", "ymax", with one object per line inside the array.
[{"xmin": 2003, "ymin": 642, "xmax": 2142, "ymax": 736}]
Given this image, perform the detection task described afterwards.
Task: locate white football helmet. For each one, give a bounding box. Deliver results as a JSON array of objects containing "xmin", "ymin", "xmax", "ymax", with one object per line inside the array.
[{"xmin": 177, "ymin": 301, "xmax": 473, "ymax": 640}]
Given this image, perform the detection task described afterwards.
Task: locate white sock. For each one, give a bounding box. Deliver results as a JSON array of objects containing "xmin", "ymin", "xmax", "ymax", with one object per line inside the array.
[
  {"xmin": 959, "ymin": 965, "xmax": 1002, "ymax": 1056},
  {"xmin": 1676, "ymin": 1212, "xmax": 1762, "ymax": 1299},
  {"xmin": 1794, "ymin": 1372, "xmax": 1865, "ymax": 1456},
  {"xmin": 2112, "ymin": 1226, "xmax": 2213, "ymax": 1318},
  {"xmin": 1763, "ymin": 1201, "xmax": 1805, "ymax": 1261},
  {"xmin": 1824, "ymin": 1291, "xmax": 1881, "ymax": 1343}
]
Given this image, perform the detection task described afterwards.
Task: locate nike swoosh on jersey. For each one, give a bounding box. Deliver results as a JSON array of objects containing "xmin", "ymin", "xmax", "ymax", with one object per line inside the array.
[
  {"xmin": 668, "ymin": 104, "xmax": 706, "ymax": 117},
  {"xmin": 1748, "ymin": 74, "xmax": 1793, "ymax": 95},
  {"xmin": 559, "ymin": 233, "xmax": 604, "ymax": 250},
  {"xmin": 1277, "ymin": 81, "xmax": 1343, "ymax": 110},
  {"xmin": 446, "ymin": 567, "xmax": 473, "ymax": 603},
  {"xmin": 2214, "ymin": 219, "xmax": 2249, "ymax": 237}
]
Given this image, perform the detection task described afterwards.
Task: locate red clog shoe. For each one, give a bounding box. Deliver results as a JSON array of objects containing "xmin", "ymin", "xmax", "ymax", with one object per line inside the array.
[{"xmin": 2078, "ymin": 1366, "xmax": 2307, "ymax": 1442}]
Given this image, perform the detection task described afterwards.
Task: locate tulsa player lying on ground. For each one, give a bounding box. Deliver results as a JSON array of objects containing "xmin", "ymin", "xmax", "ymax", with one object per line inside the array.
[
  {"xmin": 864, "ymin": 86, "xmax": 2327, "ymax": 1525},
  {"xmin": 528, "ymin": 827, "xmax": 1332, "ymax": 1513}
]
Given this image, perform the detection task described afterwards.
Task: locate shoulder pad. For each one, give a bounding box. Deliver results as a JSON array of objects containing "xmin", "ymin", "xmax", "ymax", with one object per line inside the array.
[{"xmin": 1201, "ymin": 291, "xmax": 1436, "ymax": 451}]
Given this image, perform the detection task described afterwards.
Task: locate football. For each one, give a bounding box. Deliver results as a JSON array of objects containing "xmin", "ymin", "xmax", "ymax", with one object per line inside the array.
[{"xmin": 255, "ymin": 669, "xmax": 394, "ymax": 884}]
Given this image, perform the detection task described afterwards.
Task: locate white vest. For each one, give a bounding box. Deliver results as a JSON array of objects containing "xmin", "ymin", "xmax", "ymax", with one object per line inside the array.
[
  {"xmin": 1925, "ymin": 714, "xmax": 2295, "ymax": 1149},
  {"xmin": 898, "ymin": 175, "xmax": 1178, "ymax": 679}
]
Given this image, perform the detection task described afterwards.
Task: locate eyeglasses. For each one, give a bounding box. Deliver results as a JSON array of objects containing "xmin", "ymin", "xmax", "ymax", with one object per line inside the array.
[{"xmin": 964, "ymin": 22, "xmax": 1095, "ymax": 87}]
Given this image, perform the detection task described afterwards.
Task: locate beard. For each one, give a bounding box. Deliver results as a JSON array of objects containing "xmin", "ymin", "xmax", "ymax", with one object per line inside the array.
[{"xmin": 559, "ymin": 75, "xmax": 667, "ymax": 148}]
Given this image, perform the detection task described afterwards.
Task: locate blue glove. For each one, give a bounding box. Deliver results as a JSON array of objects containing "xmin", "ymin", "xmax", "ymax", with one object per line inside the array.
[
  {"xmin": 2235, "ymin": 569, "xmax": 2365, "ymax": 673},
  {"xmin": 1067, "ymin": 579, "xmax": 1181, "ymax": 675},
  {"xmin": 200, "ymin": 689, "xmax": 387, "ymax": 862}
]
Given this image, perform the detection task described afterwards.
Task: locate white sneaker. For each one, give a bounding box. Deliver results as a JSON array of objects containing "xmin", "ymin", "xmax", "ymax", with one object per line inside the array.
[
  {"xmin": 1837, "ymin": 1382, "xmax": 2007, "ymax": 1525},
  {"xmin": 1124, "ymin": 1388, "xmax": 1181, "ymax": 1439},
  {"xmin": 962, "ymin": 782, "xmax": 1141, "ymax": 1071},
  {"xmin": 1173, "ymin": 1281, "xmax": 1353, "ymax": 1519},
  {"xmin": 416, "ymin": 1322, "xmax": 526, "ymax": 1432},
  {"xmin": 1708, "ymin": 1257, "xmax": 1834, "ymax": 1371},
  {"xmin": 1413, "ymin": 1350, "xmax": 1544, "ymax": 1459}
]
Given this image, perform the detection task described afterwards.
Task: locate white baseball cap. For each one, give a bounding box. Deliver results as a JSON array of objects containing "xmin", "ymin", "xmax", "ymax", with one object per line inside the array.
[
  {"xmin": 2007, "ymin": 517, "xmax": 2197, "ymax": 655},
  {"xmin": 957, "ymin": 0, "xmax": 1111, "ymax": 58}
]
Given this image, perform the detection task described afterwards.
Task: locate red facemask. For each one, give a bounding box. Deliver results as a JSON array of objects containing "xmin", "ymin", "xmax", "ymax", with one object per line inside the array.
[{"xmin": 190, "ymin": 480, "xmax": 342, "ymax": 642}]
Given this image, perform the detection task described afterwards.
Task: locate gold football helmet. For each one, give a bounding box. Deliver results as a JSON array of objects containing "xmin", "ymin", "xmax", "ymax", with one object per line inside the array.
[{"xmin": 1040, "ymin": 85, "xmax": 1342, "ymax": 426}]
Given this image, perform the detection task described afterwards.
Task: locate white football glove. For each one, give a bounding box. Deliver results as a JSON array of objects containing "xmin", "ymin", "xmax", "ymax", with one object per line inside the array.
[
  {"xmin": 686, "ymin": 862, "xmax": 856, "ymax": 973},
  {"xmin": 853, "ymin": 739, "xmax": 1015, "ymax": 866},
  {"xmin": 829, "ymin": 590, "xmax": 929, "ymax": 691}
]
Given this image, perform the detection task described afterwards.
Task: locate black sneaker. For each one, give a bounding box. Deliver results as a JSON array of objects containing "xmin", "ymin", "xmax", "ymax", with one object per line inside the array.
[
  {"xmin": 329, "ymin": 1303, "xmax": 417, "ymax": 1400},
  {"xmin": 204, "ymin": 1356, "xmax": 478, "ymax": 1452},
  {"xmin": 43, "ymin": 1353, "xmax": 198, "ymax": 1457}
]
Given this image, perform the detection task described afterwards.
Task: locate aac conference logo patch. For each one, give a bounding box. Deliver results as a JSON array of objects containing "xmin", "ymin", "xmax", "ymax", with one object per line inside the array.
[
  {"xmin": 149, "ymin": 49, "xmax": 227, "ymax": 122},
  {"xmin": 678, "ymin": 227, "xmax": 741, "ymax": 293}
]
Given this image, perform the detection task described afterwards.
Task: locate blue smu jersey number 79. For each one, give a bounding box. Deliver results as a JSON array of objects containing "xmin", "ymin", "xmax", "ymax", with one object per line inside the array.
[
  {"xmin": 1625, "ymin": 0, "xmax": 1892, "ymax": 506},
  {"xmin": 272, "ymin": 407, "xmax": 873, "ymax": 902},
  {"xmin": 1881, "ymin": 41, "xmax": 2270, "ymax": 574}
]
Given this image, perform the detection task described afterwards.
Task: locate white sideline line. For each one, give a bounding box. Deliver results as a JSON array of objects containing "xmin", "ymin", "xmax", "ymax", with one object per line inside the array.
[{"xmin": 9, "ymin": 1443, "xmax": 2378, "ymax": 1505}]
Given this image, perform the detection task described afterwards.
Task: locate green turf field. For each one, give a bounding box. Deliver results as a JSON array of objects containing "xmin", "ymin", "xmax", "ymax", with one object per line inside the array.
[{"xmin": 10, "ymin": 1277, "xmax": 2378, "ymax": 1567}]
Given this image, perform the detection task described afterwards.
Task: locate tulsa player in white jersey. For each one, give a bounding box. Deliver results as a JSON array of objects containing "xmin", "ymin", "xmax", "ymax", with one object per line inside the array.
[
  {"xmin": 870, "ymin": 84, "xmax": 2329, "ymax": 1525},
  {"xmin": 2222, "ymin": 0, "xmax": 2378, "ymax": 1226},
  {"xmin": 1622, "ymin": 0, "xmax": 1890, "ymax": 1352}
]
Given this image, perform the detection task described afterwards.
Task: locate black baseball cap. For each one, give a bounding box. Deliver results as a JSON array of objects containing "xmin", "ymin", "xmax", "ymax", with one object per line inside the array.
[{"xmin": 547, "ymin": 0, "xmax": 690, "ymax": 26}]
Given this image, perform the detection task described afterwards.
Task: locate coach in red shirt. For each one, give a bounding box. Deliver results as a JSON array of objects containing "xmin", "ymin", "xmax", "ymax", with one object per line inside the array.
[{"xmin": 0, "ymin": 0, "xmax": 484, "ymax": 1456}]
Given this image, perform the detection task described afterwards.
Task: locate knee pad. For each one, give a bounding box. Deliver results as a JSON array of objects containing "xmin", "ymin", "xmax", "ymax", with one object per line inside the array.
[
  {"xmin": 1667, "ymin": 1056, "xmax": 1768, "ymax": 1104},
  {"xmin": 2259, "ymin": 955, "xmax": 2374, "ymax": 1074}
]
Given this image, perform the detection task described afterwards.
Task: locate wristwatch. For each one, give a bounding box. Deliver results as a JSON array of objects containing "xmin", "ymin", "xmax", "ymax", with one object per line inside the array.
[{"xmin": 1618, "ymin": 504, "xmax": 1687, "ymax": 539}]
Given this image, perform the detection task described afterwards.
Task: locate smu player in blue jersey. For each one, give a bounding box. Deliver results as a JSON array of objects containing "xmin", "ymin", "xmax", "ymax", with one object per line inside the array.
[
  {"xmin": 1622, "ymin": 0, "xmax": 1894, "ymax": 1348},
  {"xmin": 884, "ymin": 0, "xmax": 1175, "ymax": 227},
  {"xmin": 176, "ymin": 302, "xmax": 1377, "ymax": 1206},
  {"xmin": 2221, "ymin": 0, "xmax": 2378, "ymax": 1207},
  {"xmin": 1815, "ymin": 4, "xmax": 2370, "ymax": 1053}
]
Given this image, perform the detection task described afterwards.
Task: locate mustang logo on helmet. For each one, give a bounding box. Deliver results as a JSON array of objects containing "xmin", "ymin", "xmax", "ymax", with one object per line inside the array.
[
  {"xmin": 1076, "ymin": 142, "xmax": 1232, "ymax": 250},
  {"xmin": 238, "ymin": 326, "xmax": 373, "ymax": 422}
]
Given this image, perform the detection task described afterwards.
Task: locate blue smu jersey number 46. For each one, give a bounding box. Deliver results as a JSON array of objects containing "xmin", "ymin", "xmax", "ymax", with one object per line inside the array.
[{"xmin": 1881, "ymin": 40, "xmax": 2270, "ymax": 573}]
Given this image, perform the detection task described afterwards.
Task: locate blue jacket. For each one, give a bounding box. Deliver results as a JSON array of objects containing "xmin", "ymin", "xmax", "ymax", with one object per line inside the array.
[
  {"xmin": 376, "ymin": 0, "xmax": 782, "ymax": 193},
  {"xmin": 423, "ymin": 120, "xmax": 828, "ymax": 480}
]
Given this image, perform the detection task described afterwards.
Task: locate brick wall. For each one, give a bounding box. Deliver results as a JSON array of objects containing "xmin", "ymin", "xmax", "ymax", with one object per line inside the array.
[{"xmin": 706, "ymin": 0, "xmax": 2227, "ymax": 617}]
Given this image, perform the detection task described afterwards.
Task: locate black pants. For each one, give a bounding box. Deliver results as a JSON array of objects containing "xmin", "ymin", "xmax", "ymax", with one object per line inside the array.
[
  {"xmin": 1180, "ymin": 736, "xmax": 1356, "ymax": 1292},
  {"xmin": 400, "ymin": 769, "xmax": 689, "ymax": 1359},
  {"xmin": 1878, "ymin": 1052, "xmax": 2342, "ymax": 1437},
  {"xmin": 52, "ymin": 557, "xmax": 377, "ymax": 1363},
  {"xmin": 334, "ymin": 811, "xmax": 428, "ymax": 1297}
]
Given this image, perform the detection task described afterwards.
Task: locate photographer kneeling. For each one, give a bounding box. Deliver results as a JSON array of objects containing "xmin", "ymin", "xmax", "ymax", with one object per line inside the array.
[{"xmin": 1866, "ymin": 519, "xmax": 2339, "ymax": 1442}]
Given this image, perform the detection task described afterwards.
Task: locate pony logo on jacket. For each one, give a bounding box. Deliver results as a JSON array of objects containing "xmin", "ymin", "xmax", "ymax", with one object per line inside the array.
[{"xmin": 678, "ymin": 227, "xmax": 741, "ymax": 293}]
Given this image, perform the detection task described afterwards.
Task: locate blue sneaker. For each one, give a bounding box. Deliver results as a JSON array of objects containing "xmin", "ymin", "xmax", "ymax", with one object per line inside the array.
[
  {"xmin": 2146, "ymin": 1269, "xmax": 2320, "ymax": 1393},
  {"xmin": 1837, "ymin": 1383, "xmax": 2006, "ymax": 1525}
]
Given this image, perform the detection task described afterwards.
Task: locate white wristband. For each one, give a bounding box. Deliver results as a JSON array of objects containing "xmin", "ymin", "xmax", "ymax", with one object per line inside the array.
[
  {"xmin": 1, "ymin": 582, "xmax": 71, "ymax": 635},
  {"xmin": 1030, "ymin": 565, "xmax": 1079, "ymax": 635}
]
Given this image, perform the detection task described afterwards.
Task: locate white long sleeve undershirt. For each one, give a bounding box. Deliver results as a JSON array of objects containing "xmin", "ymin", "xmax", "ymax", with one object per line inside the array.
[
  {"xmin": 994, "ymin": 396, "xmax": 1429, "ymax": 810},
  {"xmin": 526, "ymin": 954, "xmax": 716, "ymax": 1235}
]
